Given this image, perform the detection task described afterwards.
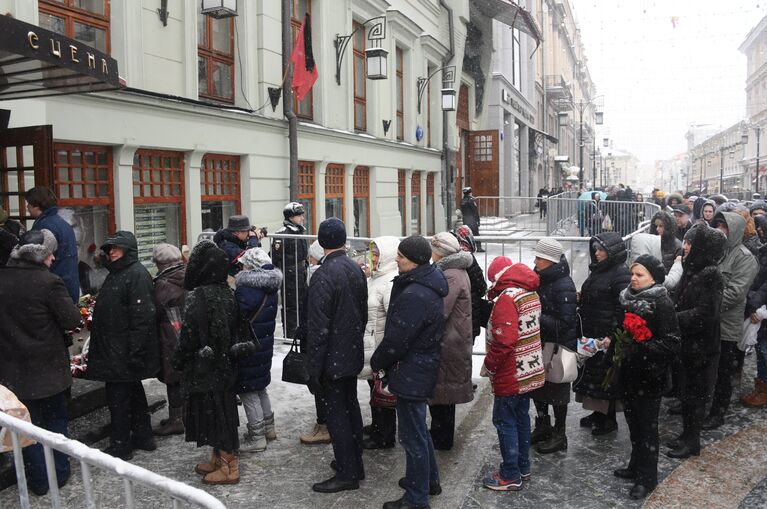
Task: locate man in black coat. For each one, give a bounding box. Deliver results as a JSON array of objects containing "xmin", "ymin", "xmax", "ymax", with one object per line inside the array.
[
  {"xmin": 0, "ymin": 229, "xmax": 81, "ymax": 496},
  {"xmin": 88, "ymin": 231, "xmax": 159, "ymax": 460},
  {"xmin": 305, "ymin": 218, "xmax": 368, "ymax": 493},
  {"xmin": 372, "ymin": 235, "xmax": 448, "ymax": 509},
  {"xmin": 272, "ymin": 202, "xmax": 309, "ymax": 339},
  {"xmin": 213, "ymin": 214, "xmax": 262, "ymax": 277},
  {"xmin": 460, "ymin": 187, "xmax": 483, "ymax": 252}
]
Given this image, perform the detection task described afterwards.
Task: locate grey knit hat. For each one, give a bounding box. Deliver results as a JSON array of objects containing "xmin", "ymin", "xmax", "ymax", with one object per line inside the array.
[
  {"xmin": 534, "ymin": 238, "xmax": 563, "ymax": 263},
  {"xmin": 240, "ymin": 247, "xmax": 272, "ymax": 269},
  {"xmin": 227, "ymin": 215, "xmax": 251, "ymax": 231},
  {"xmin": 152, "ymin": 243, "xmax": 182, "ymax": 266},
  {"xmin": 430, "ymin": 231, "xmax": 461, "ymax": 258},
  {"xmin": 11, "ymin": 229, "xmax": 57, "ymax": 264}
]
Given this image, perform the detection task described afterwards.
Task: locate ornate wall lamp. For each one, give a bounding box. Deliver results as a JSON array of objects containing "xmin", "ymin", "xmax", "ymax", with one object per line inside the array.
[
  {"xmin": 416, "ymin": 66, "xmax": 456, "ymax": 114},
  {"xmin": 334, "ymin": 16, "xmax": 388, "ymax": 85},
  {"xmin": 201, "ymin": 0, "xmax": 238, "ymax": 18}
]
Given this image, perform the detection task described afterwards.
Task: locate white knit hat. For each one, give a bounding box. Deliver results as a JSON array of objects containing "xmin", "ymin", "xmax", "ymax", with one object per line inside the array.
[
  {"xmin": 308, "ymin": 240, "xmax": 324, "ymax": 261},
  {"xmin": 533, "ymin": 238, "xmax": 563, "ymax": 263},
  {"xmin": 240, "ymin": 247, "xmax": 272, "ymax": 269},
  {"xmin": 431, "ymin": 231, "xmax": 461, "ymax": 258}
]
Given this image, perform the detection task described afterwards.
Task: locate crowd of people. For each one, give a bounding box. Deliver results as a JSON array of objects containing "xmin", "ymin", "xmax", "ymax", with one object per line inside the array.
[{"xmin": 1, "ymin": 184, "xmax": 766, "ymax": 508}]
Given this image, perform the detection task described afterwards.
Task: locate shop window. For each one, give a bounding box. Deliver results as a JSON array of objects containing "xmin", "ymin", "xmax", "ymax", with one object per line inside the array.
[
  {"xmin": 39, "ymin": 0, "xmax": 110, "ymax": 53},
  {"xmin": 353, "ymin": 166, "xmax": 370, "ymax": 237},
  {"xmin": 298, "ymin": 160, "xmax": 316, "ymax": 232},
  {"xmin": 53, "ymin": 143, "xmax": 114, "ymax": 294},
  {"xmin": 396, "ymin": 47, "xmax": 404, "ymax": 140},
  {"xmin": 411, "ymin": 171, "xmax": 421, "ymax": 235},
  {"xmin": 426, "ymin": 172, "xmax": 435, "ymax": 235},
  {"xmin": 398, "ymin": 169, "xmax": 407, "ymax": 236},
  {"xmin": 132, "ymin": 149, "xmax": 186, "ymax": 269},
  {"xmin": 201, "ymin": 154, "xmax": 240, "ymax": 232},
  {"xmin": 292, "ymin": 0, "xmax": 313, "ymax": 119},
  {"xmin": 353, "ymin": 21, "xmax": 366, "ymax": 131},
  {"xmin": 325, "ymin": 164, "xmax": 345, "ymax": 221},
  {"xmin": 198, "ymin": 7, "xmax": 235, "ymax": 103}
]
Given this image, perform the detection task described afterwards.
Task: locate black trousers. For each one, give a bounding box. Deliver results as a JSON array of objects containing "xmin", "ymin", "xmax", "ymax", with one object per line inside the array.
[
  {"xmin": 322, "ymin": 377, "xmax": 364, "ymax": 481},
  {"xmin": 428, "ymin": 404, "xmax": 456, "ymax": 450},
  {"xmin": 623, "ymin": 395, "xmax": 661, "ymax": 489},
  {"xmin": 710, "ymin": 341, "xmax": 745, "ymax": 417},
  {"xmin": 679, "ymin": 355, "xmax": 719, "ymax": 450},
  {"xmin": 105, "ymin": 381, "xmax": 152, "ymax": 448},
  {"xmin": 280, "ymin": 271, "xmax": 306, "ymax": 339}
]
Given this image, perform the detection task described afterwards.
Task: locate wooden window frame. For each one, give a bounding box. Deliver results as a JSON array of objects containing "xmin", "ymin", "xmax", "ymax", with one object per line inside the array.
[
  {"xmin": 427, "ymin": 172, "xmax": 435, "ymax": 235},
  {"xmin": 353, "ymin": 21, "xmax": 367, "ymax": 132},
  {"xmin": 39, "ymin": 0, "xmax": 111, "ymax": 54},
  {"xmin": 427, "ymin": 63, "xmax": 434, "ymax": 148},
  {"xmin": 132, "ymin": 149, "xmax": 187, "ymax": 245},
  {"xmin": 53, "ymin": 142, "xmax": 116, "ymax": 234},
  {"xmin": 201, "ymin": 153, "xmax": 241, "ymax": 212},
  {"xmin": 396, "ymin": 47, "xmax": 404, "ymax": 141},
  {"xmin": 325, "ymin": 164, "xmax": 346, "ymax": 220},
  {"xmin": 411, "ymin": 170, "xmax": 421, "ymax": 234},
  {"xmin": 398, "ymin": 169, "xmax": 407, "ymax": 235},
  {"xmin": 298, "ymin": 160, "xmax": 316, "ymax": 232},
  {"xmin": 292, "ymin": 0, "xmax": 313, "ymax": 120},
  {"xmin": 198, "ymin": 12, "xmax": 235, "ymax": 103},
  {"xmin": 353, "ymin": 166, "xmax": 370, "ymax": 236}
]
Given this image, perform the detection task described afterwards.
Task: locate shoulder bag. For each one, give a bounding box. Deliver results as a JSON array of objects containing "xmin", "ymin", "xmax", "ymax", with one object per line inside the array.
[
  {"xmin": 282, "ymin": 336, "xmax": 310, "ymax": 385},
  {"xmin": 230, "ymin": 295, "xmax": 268, "ymax": 359},
  {"xmin": 370, "ymin": 370, "xmax": 397, "ymax": 408},
  {"xmin": 542, "ymin": 342, "xmax": 578, "ymax": 384}
]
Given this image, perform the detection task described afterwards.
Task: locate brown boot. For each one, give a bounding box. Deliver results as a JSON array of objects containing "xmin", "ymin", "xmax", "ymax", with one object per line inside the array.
[
  {"xmin": 195, "ymin": 450, "xmax": 219, "ymax": 475},
  {"xmin": 756, "ymin": 378, "xmax": 767, "ymax": 393},
  {"xmin": 742, "ymin": 390, "xmax": 767, "ymax": 408},
  {"xmin": 202, "ymin": 451, "xmax": 239, "ymax": 485},
  {"xmin": 300, "ymin": 423, "xmax": 331, "ymax": 445},
  {"xmin": 154, "ymin": 406, "xmax": 184, "ymax": 436}
]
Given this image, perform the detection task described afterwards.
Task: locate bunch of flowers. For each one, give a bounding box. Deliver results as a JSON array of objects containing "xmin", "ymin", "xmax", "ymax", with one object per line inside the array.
[
  {"xmin": 77, "ymin": 294, "xmax": 96, "ymax": 331},
  {"xmin": 602, "ymin": 312, "xmax": 652, "ymax": 390}
]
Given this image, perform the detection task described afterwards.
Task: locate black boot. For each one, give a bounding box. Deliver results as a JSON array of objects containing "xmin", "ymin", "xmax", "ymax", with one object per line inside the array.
[
  {"xmin": 536, "ymin": 426, "xmax": 567, "ymax": 454},
  {"xmin": 530, "ymin": 416, "xmax": 553, "ymax": 445}
]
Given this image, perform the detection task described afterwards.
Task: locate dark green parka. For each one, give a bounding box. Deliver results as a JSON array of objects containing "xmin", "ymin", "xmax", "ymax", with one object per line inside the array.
[{"xmin": 87, "ymin": 231, "xmax": 159, "ymax": 382}]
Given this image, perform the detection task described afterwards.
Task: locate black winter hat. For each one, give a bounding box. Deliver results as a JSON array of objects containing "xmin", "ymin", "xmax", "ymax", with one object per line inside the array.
[
  {"xmin": 632, "ymin": 254, "xmax": 665, "ymax": 284},
  {"xmin": 398, "ymin": 235, "xmax": 432, "ymax": 265},
  {"xmin": 227, "ymin": 215, "xmax": 251, "ymax": 231},
  {"xmin": 317, "ymin": 217, "xmax": 346, "ymax": 249}
]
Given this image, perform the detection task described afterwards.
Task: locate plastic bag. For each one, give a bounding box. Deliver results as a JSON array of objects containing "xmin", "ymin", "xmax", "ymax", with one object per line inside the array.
[{"xmin": 602, "ymin": 214, "xmax": 613, "ymax": 231}]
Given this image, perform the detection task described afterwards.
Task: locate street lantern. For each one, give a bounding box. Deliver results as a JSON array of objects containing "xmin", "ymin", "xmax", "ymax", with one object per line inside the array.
[
  {"xmin": 603, "ymin": 137, "xmax": 609, "ymax": 147},
  {"xmin": 595, "ymin": 111, "xmax": 604, "ymax": 125},
  {"xmin": 742, "ymin": 131, "xmax": 750, "ymax": 145},
  {"xmin": 201, "ymin": 0, "xmax": 237, "ymax": 18},
  {"xmin": 441, "ymin": 88, "xmax": 456, "ymax": 111},
  {"xmin": 364, "ymin": 47, "xmax": 388, "ymax": 80}
]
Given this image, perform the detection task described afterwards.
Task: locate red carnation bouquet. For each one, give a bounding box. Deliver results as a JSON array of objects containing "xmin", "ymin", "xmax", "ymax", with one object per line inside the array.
[{"xmin": 601, "ymin": 312, "xmax": 652, "ymax": 390}]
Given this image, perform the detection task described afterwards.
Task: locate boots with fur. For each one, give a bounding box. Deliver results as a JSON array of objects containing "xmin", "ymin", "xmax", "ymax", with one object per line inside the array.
[
  {"xmin": 202, "ymin": 451, "xmax": 239, "ymax": 485},
  {"xmin": 240, "ymin": 421, "xmax": 267, "ymax": 453}
]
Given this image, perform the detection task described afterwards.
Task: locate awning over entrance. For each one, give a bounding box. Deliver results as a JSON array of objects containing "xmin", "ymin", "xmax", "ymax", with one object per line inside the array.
[
  {"xmin": 472, "ymin": 0, "xmax": 543, "ymax": 46},
  {"xmin": 0, "ymin": 15, "xmax": 120, "ymax": 101},
  {"xmin": 530, "ymin": 125, "xmax": 558, "ymax": 144}
]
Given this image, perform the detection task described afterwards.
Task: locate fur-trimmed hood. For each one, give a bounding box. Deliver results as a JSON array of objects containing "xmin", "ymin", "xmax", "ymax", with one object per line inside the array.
[
  {"xmin": 370, "ymin": 235, "xmax": 399, "ymax": 279},
  {"xmin": 435, "ymin": 250, "xmax": 473, "ymax": 271},
  {"xmin": 235, "ymin": 264, "xmax": 283, "ymax": 293},
  {"xmin": 10, "ymin": 229, "xmax": 57, "ymax": 264}
]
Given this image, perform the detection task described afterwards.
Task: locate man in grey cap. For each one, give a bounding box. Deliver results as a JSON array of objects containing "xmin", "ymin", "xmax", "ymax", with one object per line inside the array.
[{"xmin": 213, "ymin": 214, "xmax": 263, "ymax": 276}]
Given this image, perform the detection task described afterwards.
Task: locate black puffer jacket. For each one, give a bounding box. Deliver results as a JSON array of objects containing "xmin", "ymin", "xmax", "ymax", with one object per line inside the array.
[
  {"xmin": 536, "ymin": 255, "xmax": 577, "ymax": 350},
  {"xmin": 371, "ymin": 263, "xmax": 449, "ymax": 401},
  {"xmin": 88, "ymin": 231, "xmax": 159, "ymax": 382},
  {"xmin": 649, "ymin": 211, "xmax": 683, "ymax": 273},
  {"xmin": 466, "ymin": 255, "xmax": 488, "ymax": 339},
  {"xmin": 619, "ymin": 285, "xmax": 681, "ymax": 398},
  {"xmin": 305, "ymin": 250, "xmax": 368, "ymax": 380},
  {"xmin": 675, "ymin": 224, "xmax": 726, "ymax": 360},
  {"xmin": 573, "ymin": 232, "xmax": 631, "ymax": 400}
]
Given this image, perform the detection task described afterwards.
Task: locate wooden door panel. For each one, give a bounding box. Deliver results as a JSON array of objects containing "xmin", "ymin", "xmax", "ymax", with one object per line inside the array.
[{"xmin": 467, "ymin": 130, "xmax": 499, "ymax": 216}]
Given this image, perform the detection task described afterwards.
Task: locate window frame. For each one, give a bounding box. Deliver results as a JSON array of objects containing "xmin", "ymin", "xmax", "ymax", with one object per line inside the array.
[
  {"xmin": 352, "ymin": 21, "xmax": 367, "ymax": 132},
  {"xmin": 398, "ymin": 169, "xmax": 407, "ymax": 236},
  {"xmin": 427, "ymin": 172, "xmax": 435, "ymax": 235},
  {"xmin": 198, "ymin": 11, "xmax": 235, "ymax": 103},
  {"xmin": 53, "ymin": 142, "xmax": 116, "ymax": 234},
  {"xmin": 427, "ymin": 63, "xmax": 434, "ymax": 147},
  {"xmin": 353, "ymin": 166, "xmax": 370, "ymax": 237},
  {"xmin": 325, "ymin": 163, "xmax": 346, "ymax": 220},
  {"xmin": 411, "ymin": 170, "xmax": 421, "ymax": 235},
  {"xmin": 298, "ymin": 160, "xmax": 316, "ymax": 232},
  {"xmin": 39, "ymin": 0, "xmax": 111, "ymax": 54},
  {"xmin": 132, "ymin": 148, "xmax": 187, "ymax": 245},
  {"xmin": 291, "ymin": 0, "xmax": 314, "ymax": 120},
  {"xmin": 396, "ymin": 47, "xmax": 404, "ymax": 141},
  {"xmin": 201, "ymin": 153, "xmax": 241, "ymax": 208}
]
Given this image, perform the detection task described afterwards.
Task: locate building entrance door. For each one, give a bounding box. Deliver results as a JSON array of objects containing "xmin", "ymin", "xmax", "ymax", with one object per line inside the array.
[{"xmin": 466, "ymin": 130, "xmax": 499, "ymax": 216}]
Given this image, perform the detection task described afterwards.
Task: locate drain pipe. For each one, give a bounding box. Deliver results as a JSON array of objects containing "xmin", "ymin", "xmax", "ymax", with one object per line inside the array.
[
  {"xmin": 282, "ymin": 0, "xmax": 298, "ymax": 201},
  {"xmin": 439, "ymin": 0, "xmax": 455, "ymax": 229}
]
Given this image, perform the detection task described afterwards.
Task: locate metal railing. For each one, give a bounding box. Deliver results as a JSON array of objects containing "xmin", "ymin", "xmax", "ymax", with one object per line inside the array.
[
  {"xmin": 0, "ymin": 411, "xmax": 226, "ymax": 509},
  {"xmin": 475, "ymin": 196, "xmax": 547, "ymax": 235},
  {"xmin": 548, "ymin": 195, "xmax": 660, "ymax": 237}
]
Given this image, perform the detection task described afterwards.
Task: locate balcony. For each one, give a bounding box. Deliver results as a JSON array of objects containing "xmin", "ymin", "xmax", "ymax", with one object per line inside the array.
[{"xmin": 545, "ymin": 74, "xmax": 572, "ymax": 103}]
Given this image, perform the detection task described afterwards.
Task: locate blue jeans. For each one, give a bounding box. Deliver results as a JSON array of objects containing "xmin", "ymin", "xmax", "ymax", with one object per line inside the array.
[
  {"xmin": 757, "ymin": 337, "xmax": 767, "ymax": 383},
  {"xmin": 397, "ymin": 397, "xmax": 439, "ymax": 507},
  {"xmin": 492, "ymin": 395, "xmax": 531, "ymax": 481},
  {"xmin": 21, "ymin": 391, "xmax": 70, "ymax": 491}
]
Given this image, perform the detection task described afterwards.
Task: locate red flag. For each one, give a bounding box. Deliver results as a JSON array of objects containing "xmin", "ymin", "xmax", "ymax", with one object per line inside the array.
[{"xmin": 290, "ymin": 13, "xmax": 318, "ymax": 102}]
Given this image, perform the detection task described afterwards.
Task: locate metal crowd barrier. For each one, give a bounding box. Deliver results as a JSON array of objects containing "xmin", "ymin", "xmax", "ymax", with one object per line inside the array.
[
  {"xmin": 547, "ymin": 196, "xmax": 660, "ymax": 238},
  {"xmin": 474, "ymin": 196, "xmax": 547, "ymax": 234},
  {"xmin": 0, "ymin": 411, "xmax": 226, "ymax": 509}
]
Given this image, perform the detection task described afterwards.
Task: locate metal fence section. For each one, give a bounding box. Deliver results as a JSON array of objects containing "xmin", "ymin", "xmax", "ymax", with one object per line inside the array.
[
  {"xmin": 0, "ymin": 411, "xmax": 226, "ymax": 509},
  {"xmin": 547, "ymin": 195, "xmax": 660, "ymax": 237},
  {"xmin": 474, "ymin": 196, "xmax": 547, "ymax": 235}
]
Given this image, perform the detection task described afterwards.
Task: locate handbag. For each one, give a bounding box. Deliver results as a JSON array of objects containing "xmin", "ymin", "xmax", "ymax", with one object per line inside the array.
[
  {"xmin": 370, "ymin": 370, "xmax": 397, "ymax": 408},
  {"xmin": 230, "ymin": 295, "xmax": 268, "ymax": 359},
  {"xmin": 542, "ymin": 342, "xmax": 578, "ymax": 384},
  {"xmin": 282, "ymin": 337, "xmax": 310, "ymax": 385}
]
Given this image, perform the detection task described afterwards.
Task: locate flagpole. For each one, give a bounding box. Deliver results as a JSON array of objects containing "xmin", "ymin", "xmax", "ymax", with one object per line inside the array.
[{"xmin": 282, "ymin": 0, "xmax": 298, "ymax": 203}]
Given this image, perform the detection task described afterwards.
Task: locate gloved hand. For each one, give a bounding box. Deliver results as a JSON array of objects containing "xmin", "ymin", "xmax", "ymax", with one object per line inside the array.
[{"xmin": 307, "ymin": 376, "xmax": 325, "ymax": 395}]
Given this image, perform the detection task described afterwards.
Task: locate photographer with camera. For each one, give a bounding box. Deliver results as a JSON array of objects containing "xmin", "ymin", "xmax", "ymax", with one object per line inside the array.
[
  {"xmin": 213, "ymin": 214, "xmax": 264, "ymax": 277},
  {"xmin": 272, "ymin": 202, "xmax": 308, "ymax": 339}
]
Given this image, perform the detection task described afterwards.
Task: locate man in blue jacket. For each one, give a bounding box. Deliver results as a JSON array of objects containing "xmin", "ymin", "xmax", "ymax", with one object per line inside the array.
[
  {"xmin": 305, "ymin": 218, "xmax": 368, "ymax": 493},
  {"xmin": 25, "ymin": 187, "xmax": 79, "ymax": 302},
  {"xmin": 372, "ymin": 235, "xmax": 448, "ymax": 509}
]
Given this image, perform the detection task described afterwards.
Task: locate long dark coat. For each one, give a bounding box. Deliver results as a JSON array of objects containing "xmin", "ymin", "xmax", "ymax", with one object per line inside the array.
[
  {"xmin": 153, "ymin": 263, "xmax": 187, "ymax": 385},
  {"xmin": 233, "ymin": 265, "xmax": 282, "ymax": 393},
  {"xmin": 573, "ymin": 232, "xmax": 631, "ymax": 400},
  {"xmin": 0, "ymin": 258, "xmax": 81, "ymax": 400},
  {"xmin": 88, "ymin": 231, "xmax": 159, "ymax": 382},
  {"xmin": 466, "ymin": 255, "xmax": 488, "ymax": 339}
]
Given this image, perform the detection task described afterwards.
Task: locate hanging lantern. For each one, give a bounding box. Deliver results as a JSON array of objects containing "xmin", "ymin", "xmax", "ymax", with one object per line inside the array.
[
  {"xmin": 201, "ymin": 0, "xmax": 238, "ymax": 19},
  {"xmin": 441, "ymin": 88, "xmax": 456, "ymax": 111},
  {"xmin": 365, "ymin": 47, "xmax": 388, "ymax": 80},
  {"xmin": 595, "ymin": 111, "xmax": 604, "ymax": 125},
  {"xmin": 603, "ymin": 137, "xmax": 609, "ymax": 147}
]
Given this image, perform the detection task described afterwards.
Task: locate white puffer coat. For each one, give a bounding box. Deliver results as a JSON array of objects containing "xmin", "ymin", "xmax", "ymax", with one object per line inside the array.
[{"xmin": 359, "ymin": 236, "xmax": 400, "ymax": 379}]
